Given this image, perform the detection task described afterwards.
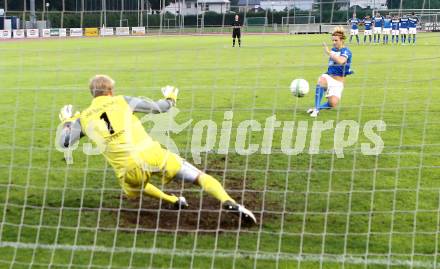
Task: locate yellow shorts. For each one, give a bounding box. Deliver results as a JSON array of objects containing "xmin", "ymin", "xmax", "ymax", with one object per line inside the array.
[{"xmin": 117, "ymin": 143, "xmax": 182, "ymax": 198}]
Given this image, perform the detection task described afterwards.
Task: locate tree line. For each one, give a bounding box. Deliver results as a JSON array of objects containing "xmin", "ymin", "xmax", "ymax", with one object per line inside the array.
[{"xmin": 1, "ymin": 0, "xmax": 439, "ymax": 16}]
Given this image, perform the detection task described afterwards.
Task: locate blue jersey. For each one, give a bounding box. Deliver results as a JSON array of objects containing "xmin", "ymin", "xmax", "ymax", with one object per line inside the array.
[
  {"xmin": 400, "ymin": 17, "xmax": 409, "ymax": 28},
  {"xmin": 383, "ymin": 18, "xmax": 392, "ymax": 29},
  {"xmin": 363, "ymin": 19, "xmax": 373, "ymax": 30},
  {"xmin": 374, "ymin": 16, "xmax": 384, "ymax": 27},
  {"xmin": 349, "ymin": 18, "xmax": 360, "ymax": 30},
  {"xmin": 391, "ymin": 19, "xmax": 400, "ymax": 30},
  {"xmin": 408, "ymin": 16, "xmax": 419, "ymax": 28},
  {"xmin": 327, "ymin": 47, "xmax": 353, "ymax": 77}
]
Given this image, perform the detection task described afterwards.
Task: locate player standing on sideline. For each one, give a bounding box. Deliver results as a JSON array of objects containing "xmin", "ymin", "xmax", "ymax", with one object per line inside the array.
[
  {"xmin": 391, "ymin": 15, "xmax": 400, "ymax": 44},
  {"xmin": 307, "ymin": 27, "xmax": 353, "ymax": 118},
  {"xmin": 408, "ymin": 12, "xmax": 419, "ymax": 44},
  {"xmin": 232, "ymin": 14, "xmax": 242, "ymax": 47},
  {"xmin": 373, "ymin": 12, "xmax": 384, "ymax": 44},
  {"xmin": 57, "ymin": 75, "xmax": 257, "ymax": 224},
  {"xmin": 399, "ymin": 14, "xmax": 409, "ymax": 44},
  {"xmin": 382, "ymin": 14, "xmax": 392, "ymax": 44},
  {"xmin": 363, "ymin": 15, "xmax": 373, "ymax": 44},
  {"xmin": 348, "ymin": 13, "xmax": 360, "ymax": 44}
]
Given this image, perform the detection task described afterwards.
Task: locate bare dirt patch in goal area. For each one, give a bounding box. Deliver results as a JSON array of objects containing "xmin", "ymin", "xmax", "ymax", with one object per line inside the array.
[
  {"xmin": 115, "ymin": 181, "xmax": 265, "ymax": 232},
  {"xmin": 110, "ymin": 174, "xmax": 282, "ymax": 231},
  {"xmin": 105, "ymin": 155, "xmax": 284, "ymax": 232}
]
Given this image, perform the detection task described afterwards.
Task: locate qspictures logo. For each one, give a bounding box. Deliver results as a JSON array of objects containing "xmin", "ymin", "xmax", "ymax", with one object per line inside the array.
[
  {"xmin": 55, "ymin": 97, "xmax": 386, "ymax": 165},
  {"xmin": 139, "ymin": 109, "xmax": 385, "ymax": 164}
]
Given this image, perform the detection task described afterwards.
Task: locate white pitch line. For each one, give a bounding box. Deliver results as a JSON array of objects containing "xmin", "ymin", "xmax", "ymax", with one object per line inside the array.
[{"xmin": 0, "ymin": 241, "xmax": 438, "ymax": 268}]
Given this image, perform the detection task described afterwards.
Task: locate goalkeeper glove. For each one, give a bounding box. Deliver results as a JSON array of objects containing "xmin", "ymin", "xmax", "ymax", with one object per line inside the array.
[
  {"xmin": 59, "ymin": 104, "xmax": 80, "ymax": 123},
  {"xmin": 161, "ymin": 85, "xmax": 179, "ymax": 105}
]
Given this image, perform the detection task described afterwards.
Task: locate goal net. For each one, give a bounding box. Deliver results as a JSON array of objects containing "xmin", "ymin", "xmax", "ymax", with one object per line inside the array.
[
  {"xmin": 418, "ymin": 14, "xmax": 440, "ymax": 31},
  {"xmin": 245, "ymin": 17, "xmax": 268, "ymax": 26},
  {"xmin": 1, "ymin": 1, "xmax": 440, "ymax": 269},
  {"xmin": 282, "ymin": 15, "xmax": 316, "ymax": 26}
]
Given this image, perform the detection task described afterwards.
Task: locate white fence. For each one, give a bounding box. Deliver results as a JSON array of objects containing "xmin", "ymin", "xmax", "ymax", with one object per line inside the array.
[
  {"xmin": 288, "ymin": 23, "xmax": 320, "ymax": 34},
  {"xmin": 287, "ymin": 24, "xmax": 350, "ymax": 34}
]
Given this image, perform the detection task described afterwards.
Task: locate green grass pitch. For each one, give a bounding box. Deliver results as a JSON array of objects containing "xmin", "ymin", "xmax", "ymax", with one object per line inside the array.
[{"xmin": 0, "ymin": 33, "xmax": 439, "ymax": 269}]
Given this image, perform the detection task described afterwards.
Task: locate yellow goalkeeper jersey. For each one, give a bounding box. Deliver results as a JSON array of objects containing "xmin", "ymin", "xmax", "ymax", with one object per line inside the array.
[{"xmin": 79, "ymin": 95, "xmax": 156, "ymax": 177}]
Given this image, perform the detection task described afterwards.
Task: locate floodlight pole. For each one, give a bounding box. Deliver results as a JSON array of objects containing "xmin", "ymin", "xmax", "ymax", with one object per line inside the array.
[
  {"xmin": 30, "ymin": 0, "xmax": 37, "ymax": 28},
  {"xmin": 45, "ymin": 2, "xmax": 50, "ymax": 28},
  {"xmin": 102, "ymin": 0, "xmax": 107, "ymax": 27},
  {"xmin": 140, "ymin": 0, "xmax": 144, "ymax": 26},
  {"xmin": 373, "ymin": 0, "xmax": 375, "ymax": 17}
]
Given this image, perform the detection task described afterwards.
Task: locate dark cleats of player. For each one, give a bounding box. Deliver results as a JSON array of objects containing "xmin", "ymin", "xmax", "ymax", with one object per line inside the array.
[
  {"xmin": 223, "ymin": 200, "xmax": 257, "ymax": 224},
  {"xmin": 173, "ymin": 196, "xmax": 189, "ymax": 210}
]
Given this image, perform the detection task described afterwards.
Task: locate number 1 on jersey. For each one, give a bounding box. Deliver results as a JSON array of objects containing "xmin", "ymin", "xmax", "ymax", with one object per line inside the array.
[{"xmin": 100, "ymin": 112, "xmax": 115, "ymax": 134}]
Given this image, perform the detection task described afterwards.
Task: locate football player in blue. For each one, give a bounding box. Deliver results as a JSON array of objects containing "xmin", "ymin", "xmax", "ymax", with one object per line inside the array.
[
  {"xmin": 363, "ymin": 16, "xmax": 373, "ymax": 44},
  {"xmin": 307, "ymin": 27, "xmax": 353, "ymax": 117},
  {"xmin": 348, "ymin": 13, "xmax": 360, "ymax": 44},
  {"xmin": 408, "ymin": 12, "xmax": 419, "ymax": 44},
  {"xmin": 391, "ymin": 15, "xmax": 400, "ymax": 44},
  {"xmin": 373, "ymin": 12, "xmax": 384, "ymax": 43},
  {"xmin": 382, "ymin": 14, "xmax": 392, "ymax": 44},
  {"xmin": 399, "ymin": 14, "xmax": 409, "ymax": 44}
]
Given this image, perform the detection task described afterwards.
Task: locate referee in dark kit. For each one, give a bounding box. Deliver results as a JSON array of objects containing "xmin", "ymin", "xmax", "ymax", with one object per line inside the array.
[{"xmin": 232, "ymin": 14, "xmax": 242, "ymax": 47}]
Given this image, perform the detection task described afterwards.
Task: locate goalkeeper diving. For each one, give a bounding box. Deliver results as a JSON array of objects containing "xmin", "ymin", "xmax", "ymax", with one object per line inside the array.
[{"xmin": 57, "ymin": 75, "xmax": 256, "ymax": 224}]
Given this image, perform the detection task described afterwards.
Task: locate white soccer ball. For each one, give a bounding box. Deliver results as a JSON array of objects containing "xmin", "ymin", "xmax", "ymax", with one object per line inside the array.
[{"xmin": 290, "ymin": 78, "xmax": 309, "ymax": 97}]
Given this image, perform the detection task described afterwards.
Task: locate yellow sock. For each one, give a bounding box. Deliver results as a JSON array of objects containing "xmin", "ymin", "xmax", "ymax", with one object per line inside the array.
[
  {"xmin": 197, "ymin": 173, "xmax": 235, "ymax": 203},
  {"xmin": 144, "ymin": 183, "xmax": 178, "ymax": 204}
]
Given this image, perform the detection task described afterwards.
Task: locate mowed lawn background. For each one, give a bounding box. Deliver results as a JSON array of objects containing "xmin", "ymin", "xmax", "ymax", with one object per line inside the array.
[{"xmin": 0, "ymin": 34, "xmax": 439, "ymax": 269}]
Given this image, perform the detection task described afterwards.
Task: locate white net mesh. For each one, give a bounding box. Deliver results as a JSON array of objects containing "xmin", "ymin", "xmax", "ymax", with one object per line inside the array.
[{"xmin": 1, "ymin": 1, "xmax": 440, "ymax": 269}]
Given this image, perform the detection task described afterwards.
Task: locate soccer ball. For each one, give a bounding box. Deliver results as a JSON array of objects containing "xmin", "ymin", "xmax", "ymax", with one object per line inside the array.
[{"xmin": 290, "ymin": 78, "xmax": 309, "ymax": 97}]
